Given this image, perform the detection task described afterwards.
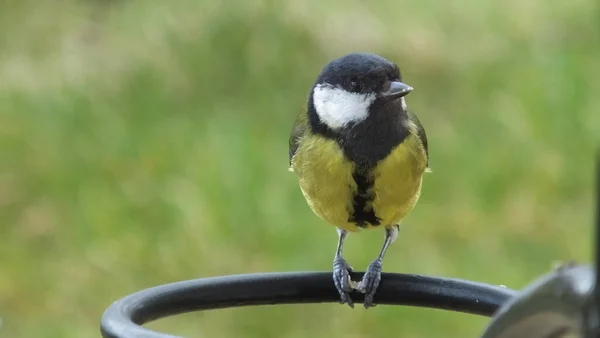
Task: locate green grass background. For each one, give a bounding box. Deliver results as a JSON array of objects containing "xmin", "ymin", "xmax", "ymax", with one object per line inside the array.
[{"xmin": 0, "ymin": 0, "xmax": 598, "ymax": 337}]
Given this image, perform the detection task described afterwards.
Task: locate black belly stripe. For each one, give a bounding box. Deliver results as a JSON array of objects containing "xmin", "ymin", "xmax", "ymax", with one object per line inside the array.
[{"xmin": 348, "ymin": 171, "xmax": 381, "ymax": 227}]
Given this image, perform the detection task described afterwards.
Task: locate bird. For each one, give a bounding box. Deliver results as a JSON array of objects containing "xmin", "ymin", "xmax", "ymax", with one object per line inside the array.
[{"xmin": 288, "ymin": 52, "xmax": 430, "ymax": 309}]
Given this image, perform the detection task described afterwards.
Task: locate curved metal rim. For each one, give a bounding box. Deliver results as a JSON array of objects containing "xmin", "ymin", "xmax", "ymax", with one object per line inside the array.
[
  {"xmin": 100, "ymin": 271, "xmax": 517, "ymax": 338},
  {"xmin": 480, "ymin": 264, "xmax": 594, "ymax": 338}
]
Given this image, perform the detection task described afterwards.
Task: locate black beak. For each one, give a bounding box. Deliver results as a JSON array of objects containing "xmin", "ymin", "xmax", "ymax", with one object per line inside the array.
[{"xmin": 380, "ymin": 81, "xmax": 413, "ymax": 98}]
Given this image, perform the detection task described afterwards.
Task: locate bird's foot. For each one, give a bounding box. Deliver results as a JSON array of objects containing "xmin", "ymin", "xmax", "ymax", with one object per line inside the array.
[
  {"xmin": 333, "ymin": 256, "xmax": 355, "ymax": 308},
  {"xmin": 357, "ymin": 258, "xmax": 383, "ymax": 309}
]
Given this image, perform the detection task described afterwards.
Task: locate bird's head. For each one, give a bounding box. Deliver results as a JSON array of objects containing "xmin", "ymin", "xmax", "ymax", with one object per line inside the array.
[{"xmin": 309, "ymin": 53, "xmax": 413, "ymax": 131}]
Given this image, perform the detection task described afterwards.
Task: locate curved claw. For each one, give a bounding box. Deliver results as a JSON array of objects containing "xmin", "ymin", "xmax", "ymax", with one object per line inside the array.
[
  {"xmin": 333, "ymin": 257, "xmax": 354, "ymax": 308},
  {"xmin": 358, "ymin": 259, "xmax": 383, "ymax": 309}
]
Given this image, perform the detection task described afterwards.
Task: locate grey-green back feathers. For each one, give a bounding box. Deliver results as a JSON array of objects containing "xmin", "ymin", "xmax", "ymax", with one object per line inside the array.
[{"xmin": 288, "ymin": 108, "xmax": 309, "ymax": 168}]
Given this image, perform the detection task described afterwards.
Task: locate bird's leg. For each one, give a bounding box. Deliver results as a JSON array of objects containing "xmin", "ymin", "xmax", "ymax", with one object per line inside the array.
[
  {"xmin": 358, "ymin": 224, "xmax": 400, "ymax": 309},
  {"xmin": 333, "ymin": 228, "xmax": 354, "ymax": 308}
]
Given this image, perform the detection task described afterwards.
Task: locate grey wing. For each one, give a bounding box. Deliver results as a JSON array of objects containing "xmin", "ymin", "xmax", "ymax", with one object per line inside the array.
[
  {"xmin": 408, "ymin": 110, "xmax": 430, "ymax": 169},
  {"xmin": 288, "ymin": 111, "xmax": 309, "ymax": 168}
]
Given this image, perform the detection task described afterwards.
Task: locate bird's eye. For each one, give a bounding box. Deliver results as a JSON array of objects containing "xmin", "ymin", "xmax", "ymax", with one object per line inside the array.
[{"xmin": 349, "ymin": 79, "xmax": 363, "ymax": 92}]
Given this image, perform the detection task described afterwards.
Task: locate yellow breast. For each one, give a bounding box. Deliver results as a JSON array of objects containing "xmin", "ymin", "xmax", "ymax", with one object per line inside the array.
[
  {"xmin": 291, "ymin": 133, "xmax": 428, "ymax": 232},
  {"xmin": 291, "ymin": 136, "xmax": 356, "ymax": 229},
  {"xmin": 370, "ymin": 133, "xmax": 428, "ymax": 229}
]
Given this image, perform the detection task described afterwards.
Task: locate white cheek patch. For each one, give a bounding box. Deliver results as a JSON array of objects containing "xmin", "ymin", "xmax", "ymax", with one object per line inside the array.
[
  {"xmin": 400, "ymin": 97, "xmax": 407, "ymax": 111},
  {"xmin": 312, "ymin": 84, "xmax": 376, "ymax": 130}
]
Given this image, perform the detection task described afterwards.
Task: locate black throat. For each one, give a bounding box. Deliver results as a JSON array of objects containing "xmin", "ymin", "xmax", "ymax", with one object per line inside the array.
[{"xmin": 307, "ymin": 95, "xmax": 410, "ymax": 227}]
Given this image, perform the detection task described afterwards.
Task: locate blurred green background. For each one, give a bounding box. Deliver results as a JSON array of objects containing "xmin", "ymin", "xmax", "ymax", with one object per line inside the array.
[{"xmin": 0, "ymin": 0, "xmax": 598, "ymax": 337}]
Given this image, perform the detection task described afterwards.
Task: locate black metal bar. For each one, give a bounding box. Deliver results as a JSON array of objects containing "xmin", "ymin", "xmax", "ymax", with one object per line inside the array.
[
  {"xmin": 589, "ymin": 149, "xmax": 600, "ymax": 338},
  {"xmin": 580, "ymin": 151, "xmax": 600, "ymax": 338},
  {"xmin": 100, "ymin": 271, "xmax": 517, "ymax": 338},
  {"xmin": 594, "ymin": 149, "xmax": 600, "ymax": 309}
]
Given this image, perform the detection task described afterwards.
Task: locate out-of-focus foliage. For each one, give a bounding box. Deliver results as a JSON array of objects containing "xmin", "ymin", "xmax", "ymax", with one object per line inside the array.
[{"xmin": 0, "ymin": 0, "xmax": 598, "ymax": 337}]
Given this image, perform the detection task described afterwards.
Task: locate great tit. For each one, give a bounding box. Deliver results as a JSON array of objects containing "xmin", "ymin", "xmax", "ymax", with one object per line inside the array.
[{"xmin": 288, "ymin": 53, "xmax": 430, "ymax": 309}]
